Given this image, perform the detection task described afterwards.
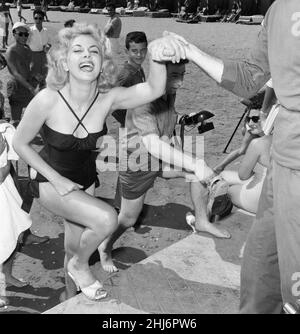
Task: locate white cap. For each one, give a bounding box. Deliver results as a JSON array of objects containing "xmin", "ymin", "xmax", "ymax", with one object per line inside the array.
[{"xmin": 12, "ymin": 22, "xmax": 29, "ymax": 32}]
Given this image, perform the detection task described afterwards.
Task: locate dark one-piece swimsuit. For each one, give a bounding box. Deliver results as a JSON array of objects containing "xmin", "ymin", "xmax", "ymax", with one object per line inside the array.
[{"xmin": 23, "ymin": 90, "xmax": 107, "ymax": 212}]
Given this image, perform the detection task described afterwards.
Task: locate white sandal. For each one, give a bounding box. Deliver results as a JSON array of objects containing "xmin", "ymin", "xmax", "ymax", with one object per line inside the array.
[
  {"xmin": 68, "ymin": 271, "xmax": 107, "ymax": 301},
  {"xmin": 186, "ymin": 212, "xmax": 197, "ymax": 233}
]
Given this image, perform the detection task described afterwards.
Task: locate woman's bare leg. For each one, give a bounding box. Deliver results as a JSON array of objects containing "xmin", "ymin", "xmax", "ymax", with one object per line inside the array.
[
  {"xmin": 221, "ymin": 170, "xmax": 243, "ymax": 185},
  {"xmin": 60, "ymin": 221, "xmax": 84, "ymax": 301},
  {"xmin": 61, "ymin": 185, "xmax": 95, "ymax": 300},
  {"xmin": 38, "ymin": 182, "xmax": 118, "ymax": 296},
  {"xmin": 221, "ymin": 170, "xmax": 261, "ymax": 214}
]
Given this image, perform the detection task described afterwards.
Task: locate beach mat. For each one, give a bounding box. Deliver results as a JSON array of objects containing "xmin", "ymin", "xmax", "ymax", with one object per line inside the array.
[
  {"xmin": 90, "ymin": 8, "xmax": 102, "ymax": 14},
  {"xmin": 199, "ymin": 14, "xmax": 222, "ymax": 22},
  {"xmin": 47, "ymin": 6, "xmax": 61, "ymax": 11},
  {"xmin": 146, "ymin": 11, "xmax": 170, "ymax": 18},
  {"xmin": 236, "ymin": 15, "xmax": 264, "ymax": 25},
  {"xmin": 176, "ymin": 18, "xmax": 199, "ymax": 24}
]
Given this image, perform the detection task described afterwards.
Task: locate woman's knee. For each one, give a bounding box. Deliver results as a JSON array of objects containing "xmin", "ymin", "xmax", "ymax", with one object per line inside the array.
[{"xmin": 93, "ymin": 205, "xmax": 118, "ymax": 235}]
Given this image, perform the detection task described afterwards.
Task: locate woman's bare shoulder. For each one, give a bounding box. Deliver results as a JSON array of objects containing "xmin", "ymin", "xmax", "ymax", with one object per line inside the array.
[
  {"xmin": 250, "ymin": 136, "xmax": 272, "ymax": 164},
  {"xmin": 36, "ymin": 87, "xmax": 59, "ymax": 99},
  {"xmin": 256, "ymin": 135, "xmax": 272, "ymax": 149},
  {"xmin": 96, "ymin": 88, "xmax": 120, "ymax": 108},
  {"xmin": 250, "ymin": 136, "xmax": 271, "ymax": 150},
  {"xmin": 31, "ymin": 88, "xmax": 59, "ymax": 109}
]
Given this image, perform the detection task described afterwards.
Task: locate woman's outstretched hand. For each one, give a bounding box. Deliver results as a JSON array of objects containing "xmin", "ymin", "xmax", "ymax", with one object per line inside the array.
[
  {"xmin": 148, "ymin": 31, "xmax": 188, "ymax": 63},
  {"xmin": 52, "ymin": 175, "xmax": 83, "ymax": 196}
]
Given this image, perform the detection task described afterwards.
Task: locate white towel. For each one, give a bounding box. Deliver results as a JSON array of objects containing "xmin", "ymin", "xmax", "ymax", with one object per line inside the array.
[
  {"xmin": 262, "ymin": 104, "xmax": 280, "ymax": 136},
  {"xmin": 0, "ymin": 122, "xmax": 18, "ymax": 166}
]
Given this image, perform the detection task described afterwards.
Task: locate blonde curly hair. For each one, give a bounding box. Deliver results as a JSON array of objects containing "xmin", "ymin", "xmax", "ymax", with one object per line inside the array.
[{"xmin": 46, "ymin": 23, "xmax": 117, "ymax": 92}]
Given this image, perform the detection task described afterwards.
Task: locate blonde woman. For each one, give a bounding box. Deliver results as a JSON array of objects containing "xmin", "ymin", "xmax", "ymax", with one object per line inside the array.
[{"xmin": 13, "ymin": 23, "xmax": 187, "ymax": 301}]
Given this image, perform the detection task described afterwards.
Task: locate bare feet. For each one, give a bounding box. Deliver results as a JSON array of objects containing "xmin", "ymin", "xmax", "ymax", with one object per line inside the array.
[
  {"xmin": 186, "ymin": 212, "xmax": 230, "ymax": 238},
  {"xmin": 5, "ymin": 274, "xmax": 27, "ymax": 287},
  {"xmin": 186, "ymin": 213, "xmax": 231, "ymax": 239},
  {"xmin": 98, "ymin": 246, "xmax": 118, "ymax": 273},
  {"xmin": 195, "ymin": 221, "xmax": 231, "ymax": 239}
]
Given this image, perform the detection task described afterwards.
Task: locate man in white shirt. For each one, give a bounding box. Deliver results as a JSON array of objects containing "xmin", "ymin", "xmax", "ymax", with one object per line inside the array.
[
  {"xmin": 27, "ymin": 9, "xmax": 51, "ymax": 89},
  {"xmin": 104, "ymin": 3, "xmax": 122, "ymax": 55}
]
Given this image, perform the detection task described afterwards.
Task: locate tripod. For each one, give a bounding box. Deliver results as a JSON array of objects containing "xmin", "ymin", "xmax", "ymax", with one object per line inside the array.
[{"xmin": 222, "ymin": 105, "xmax": 250, "ymax": 153}]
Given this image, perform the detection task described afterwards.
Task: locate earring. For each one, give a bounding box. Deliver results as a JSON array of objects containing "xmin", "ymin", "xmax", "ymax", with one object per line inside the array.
[{"xmin": 62, "ymin": 60, "xmax": 69, "ymax": 72}]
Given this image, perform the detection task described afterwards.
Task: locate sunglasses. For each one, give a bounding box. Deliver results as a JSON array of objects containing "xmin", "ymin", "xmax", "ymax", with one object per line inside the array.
[
  {"xmin": 34, "ymin": 16, "xmax": 44, "ymax": 20},
  {"xmin": 246, "ymin": 116, "xmax": 260, "ymax": 123},
  {"xmin": 15, "ymin": 31, "xmax": 29, "ymax": 37}
]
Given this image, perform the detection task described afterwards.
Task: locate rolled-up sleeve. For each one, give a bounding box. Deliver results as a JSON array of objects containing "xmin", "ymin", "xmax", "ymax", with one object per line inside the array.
[{"xmin": 220, "ymin": 22, "xmax": 271, "ymax": 99}]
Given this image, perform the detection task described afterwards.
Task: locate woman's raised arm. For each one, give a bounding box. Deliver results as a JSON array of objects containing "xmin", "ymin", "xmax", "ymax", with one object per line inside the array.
[{"xmin": 109, "ymin": 34, "xmax": 187, "ymax": 111}]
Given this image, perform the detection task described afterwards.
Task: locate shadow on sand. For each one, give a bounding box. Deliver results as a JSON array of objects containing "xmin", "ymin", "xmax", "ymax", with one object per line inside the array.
[{"xmin": 1, "ymin": 196, "xmax": 250, "ymax": 314}]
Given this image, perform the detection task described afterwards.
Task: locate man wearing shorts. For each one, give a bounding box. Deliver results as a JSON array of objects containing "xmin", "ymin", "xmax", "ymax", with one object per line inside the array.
[{"xmin": 99, "ymin": 60, "xmax": 231, "ymax": 273}]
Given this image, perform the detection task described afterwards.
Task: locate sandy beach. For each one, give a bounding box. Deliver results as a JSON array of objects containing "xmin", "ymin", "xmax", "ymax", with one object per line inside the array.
[{"xmin": 0, "ymin": 8, "xmax": 259, "ymax": 313}]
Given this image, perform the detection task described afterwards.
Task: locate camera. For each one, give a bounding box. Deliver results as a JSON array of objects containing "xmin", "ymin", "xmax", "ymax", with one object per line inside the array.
[{"xmin": 179, "ymin": 110, "xmax": 215, "ymax": 134}]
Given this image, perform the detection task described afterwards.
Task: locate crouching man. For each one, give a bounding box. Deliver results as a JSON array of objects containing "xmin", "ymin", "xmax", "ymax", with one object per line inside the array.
[{"xmin": 99, "ymin": 60, "xmax": 231, "ymax": 273}]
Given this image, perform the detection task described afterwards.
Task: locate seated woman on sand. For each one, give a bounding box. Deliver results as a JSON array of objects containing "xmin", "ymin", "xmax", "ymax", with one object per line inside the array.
[
  {"xmin": 186, "ymin": 109, "xmax": 271, "ymax": 232},
  {"xmin": 220, "ymin": 109, "xmax": 272, "ymax": 214}
]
